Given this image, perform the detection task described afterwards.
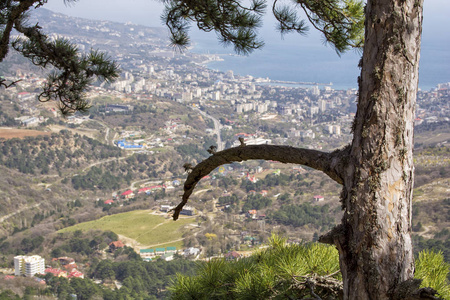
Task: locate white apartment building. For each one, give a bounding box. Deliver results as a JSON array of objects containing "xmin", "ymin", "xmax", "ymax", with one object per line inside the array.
[
  {"xmin": 256, "ymin": 103, "xmax": 268, "ymax": 113},
  {"xmin": 212, "ymin": 91, "xmax": 221, "ymax": 101},
  {"xmin": 236, "ymin": 102, "xmax": 254, "ymax": 113},
  {"xmin": 318, "ymin": 99, "xmax": 327, "ymax": 112},
  {"xmin": 14, "ymin": 255, "xmax": 45, "ymax": 277}
]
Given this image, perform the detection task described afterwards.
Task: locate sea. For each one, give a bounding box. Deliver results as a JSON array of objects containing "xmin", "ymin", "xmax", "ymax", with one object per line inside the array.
[{"xmin": 189, "ymin": 30, "xmax": 449, "ymax": 92}]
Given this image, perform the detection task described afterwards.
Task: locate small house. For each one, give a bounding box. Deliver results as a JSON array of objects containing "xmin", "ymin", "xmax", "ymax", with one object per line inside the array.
[
  {"xmin": 155, "ymin": 248, "xmax": 165, "ymax": 255},
  {"xmin": 68, "ymin": 270, "xmax": 84, "ymax": 278},
  {"xmin": 45, "ymin": 268, "xmax": 68, "ymax": 278},
  {"xmin": 313, "ymin": 195, "xmax": 324, "ymax": 202},
  {"xmin": 180, "ymin": 206, "xmax": 196, "ymax": 216},
  {"xmin": 161, "ymin": 253, "xmax": 174, "ymax": 261},
  {"xmin": 109, "ymin": 241, "xmax": 125, "ymax": 252},
  {"xmin": 183, "ymin": 247, "xmax": 200, "ymax": 257},
  {"xmin": 140, "ymin": 249, "xmax": 155, "ymax": 258},
  {"xmin": 121, "ymin": 190, "xmax": 135, "ymax": 199},
  {"xmin": 160, "ymin": 205, "xmax": 173, "ymax": 212},
  {"xmin": 166, "ymin": 246, "xmax": 177, "ymax": 254}
]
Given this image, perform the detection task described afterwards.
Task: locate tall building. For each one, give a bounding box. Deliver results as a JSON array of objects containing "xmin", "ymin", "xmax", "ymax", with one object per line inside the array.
[
  {"xmin": 318, "ymin": 99, "xmax": 327, "ymax": 112},
  {"xmin": 311, "ymin": 85, "xmax": 320, "ymax": 96},
  {"xmin": 334, "ymin": 125, "xmax": 341, "ymax": 136},
  {"xmin": 14, "ymin": 255, "xmax": 45, "ymax": 277},
  {"xmin": 212, "ymin": 91, "xmax": 221, "ymax": 101}
]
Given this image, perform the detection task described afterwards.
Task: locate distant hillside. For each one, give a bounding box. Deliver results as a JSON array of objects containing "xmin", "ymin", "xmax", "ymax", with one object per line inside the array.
[
  {"xmin": 30, "ymin": 8, "xmax": 168, "ymax": 42},
  {"xmin": 0, "ymin": 129, "xmax": 121, "ymax": 175}
]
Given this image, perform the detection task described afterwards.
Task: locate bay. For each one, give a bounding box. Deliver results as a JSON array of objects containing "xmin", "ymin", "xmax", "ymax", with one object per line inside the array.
[{"xmin": 190, "ymin": 30, "xmax": 448, "ymax": 91}]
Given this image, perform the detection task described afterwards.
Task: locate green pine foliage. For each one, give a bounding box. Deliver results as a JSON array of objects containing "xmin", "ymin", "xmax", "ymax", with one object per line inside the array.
[
  {"xmin": 242, "ymin": 194, "xmax": 272, "ymax": 212},
  {"xmin": 170, "ymin": 235, "xmax": 342, "ymax": 299},
  {"xmin": 163, "ymin": 0, "xmax": 267, "ymax": 54},
  {"xmin": 415, "ymin": 250, "xmax": 450, "ymax": 299},
  {"xmin": 163, "ymin": 0, "xmax": 364, "ymax": 55},
  {"xmin": 170, "ymin": 236, "xmax": 450, "ymax": 299}
]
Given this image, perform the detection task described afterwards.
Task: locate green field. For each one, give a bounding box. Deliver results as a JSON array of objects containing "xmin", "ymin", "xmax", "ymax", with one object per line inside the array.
[{"xmin": 59, "ymin": 210, "xmax": 195, "ymax": 249}]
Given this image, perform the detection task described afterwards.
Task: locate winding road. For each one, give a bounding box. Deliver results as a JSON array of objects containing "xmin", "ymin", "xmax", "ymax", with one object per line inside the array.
[
  {"xmin": 194, "ymin": 108, "xmax": 224, "ymax": 151},
  {"xmin": 0, "ymin": 203, "xmax": 41, "ymax": 224}
]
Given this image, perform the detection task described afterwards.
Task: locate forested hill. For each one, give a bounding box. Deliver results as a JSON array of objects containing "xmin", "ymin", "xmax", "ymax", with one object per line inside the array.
[
  {"xmin": 0, "ymin": 130, "xmax": 121, "ymax": 175},
  {"xmin": 0, "ymin": 128, "xmax": 182, "ymax": 201}
]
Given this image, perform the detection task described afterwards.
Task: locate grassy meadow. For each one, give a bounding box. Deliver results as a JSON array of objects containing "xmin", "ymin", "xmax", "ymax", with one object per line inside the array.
[{"xmin": 59, "ymin": 210, "xmax": 195, "ymax": 249}]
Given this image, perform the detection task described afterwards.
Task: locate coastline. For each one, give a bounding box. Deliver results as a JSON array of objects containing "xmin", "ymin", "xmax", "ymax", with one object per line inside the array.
[{"xmin": 197, "ymin": 55, "xmax": 439, "ymax": 92}]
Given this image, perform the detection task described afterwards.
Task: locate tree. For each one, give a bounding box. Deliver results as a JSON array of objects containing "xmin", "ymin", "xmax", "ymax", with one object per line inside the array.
[
  {"xmin": 170, "ymin": 236, "xmax": 450, "ymax": 299},
  {"xmin": 0, "ymin": 0, "xmax": 119, "ymax": 114},
  {"xmin": 165, "ymin": 0, "xmax": 437, "ymax": 299},
  {"xmin": 0, "ymin": 0, "xmax": 436, "ymax": 298}
]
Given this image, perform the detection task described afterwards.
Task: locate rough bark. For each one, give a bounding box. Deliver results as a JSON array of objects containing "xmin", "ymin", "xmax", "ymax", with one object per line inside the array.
[{"xmin": 326, "ymin": 0, "xmax": 425, "ymax": 299}]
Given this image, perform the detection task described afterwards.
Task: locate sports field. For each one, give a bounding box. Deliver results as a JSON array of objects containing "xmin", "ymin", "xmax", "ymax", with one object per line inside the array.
[{"xmin": 60, "ymin": 210, "xmax": 195, "ymax": 249}]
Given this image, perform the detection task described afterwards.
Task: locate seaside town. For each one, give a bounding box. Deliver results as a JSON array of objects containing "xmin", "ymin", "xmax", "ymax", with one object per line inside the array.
[
  {"xmin": 2, "ymin": 9, "xmax": 448, "ymax": 139},
  {"xmin": 0, "ymin": 7, "xmax": 449, "ymax": 299}
]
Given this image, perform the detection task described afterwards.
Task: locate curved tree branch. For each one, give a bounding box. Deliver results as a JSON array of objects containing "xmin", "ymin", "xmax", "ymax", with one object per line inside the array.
[{"xmin": 172, "ymin": 144, "xmax": 349, "ymax": 220}]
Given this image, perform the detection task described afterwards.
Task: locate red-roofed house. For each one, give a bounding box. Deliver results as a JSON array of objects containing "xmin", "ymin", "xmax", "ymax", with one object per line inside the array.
[
  {"xmin": 109, "ymin": 241, "xmax": 125, "ymax": 252},
  {"xmin": 414, "ymin": 118, "xmax": 423, "ymax": 125},
  {"xmin": 17, "ymin": 92, "xmax": 30, "ymax": 99},
  {"xmin": 104, "ymin": 199, "xmax": 114, "ymax": 205},
  {"xmin": 138, "ymin": 187, "xmax": 151, "ymax": 193},
  {"xmin": 63, "ymin": 263, "xmax": 78, "ymax": 272},
  {"xmin": 247, "ymin": 173, "xmax": 258, "ymax": 183},
  {"xmin": 121, "ymin": 190, "xmax": 135, "ymax": 199},
  {"xmin": 45, "ymin": 268, "xmax": 68, "ymax": 278},
  {"xmin": 138, "ymin": 185, "xmax": 165, "ymax": 194},
  {"xmin": 68, "ymin": 270, "xmax": 84, "ymax": 278},
  {"xmin": 234, "ymin": 133, "xmax": 251, "ymax": 137},
  {"xmin": 313, "ymin": 195, "xmax": 324, "ymax": 202}
]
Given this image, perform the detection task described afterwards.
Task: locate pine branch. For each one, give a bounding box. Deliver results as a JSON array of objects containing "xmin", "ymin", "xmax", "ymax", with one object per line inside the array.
[
  {"xmin": 272, "ymin": 0, "xmax": 364, "ymax": 54},
  {"xmin": 172, "ymin": 144, "xmax": 348, "ymax": 220},
  {"xmin": 0, "ymin": 0, "xmax": 38, "ymax": 62},
  {"xmin": 0, "ymin": 78, "xmax": 21, "ymax": 88},
  {"xmin": 163, "ymin": 0, "xmax": 266, "ymax": 55},
  {"xmin": 11, "ymin": 22, "xmax": 119, "ymax": 115},
  {"xmin": 1, "ymin": 1, "xmax": 119, "ymax": 115}
]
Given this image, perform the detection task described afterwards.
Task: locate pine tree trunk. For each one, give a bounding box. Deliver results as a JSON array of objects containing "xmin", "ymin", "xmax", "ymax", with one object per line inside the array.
[{"xmin": 337, "ymin": 0, "xmax": 423, "ymax": 298}]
